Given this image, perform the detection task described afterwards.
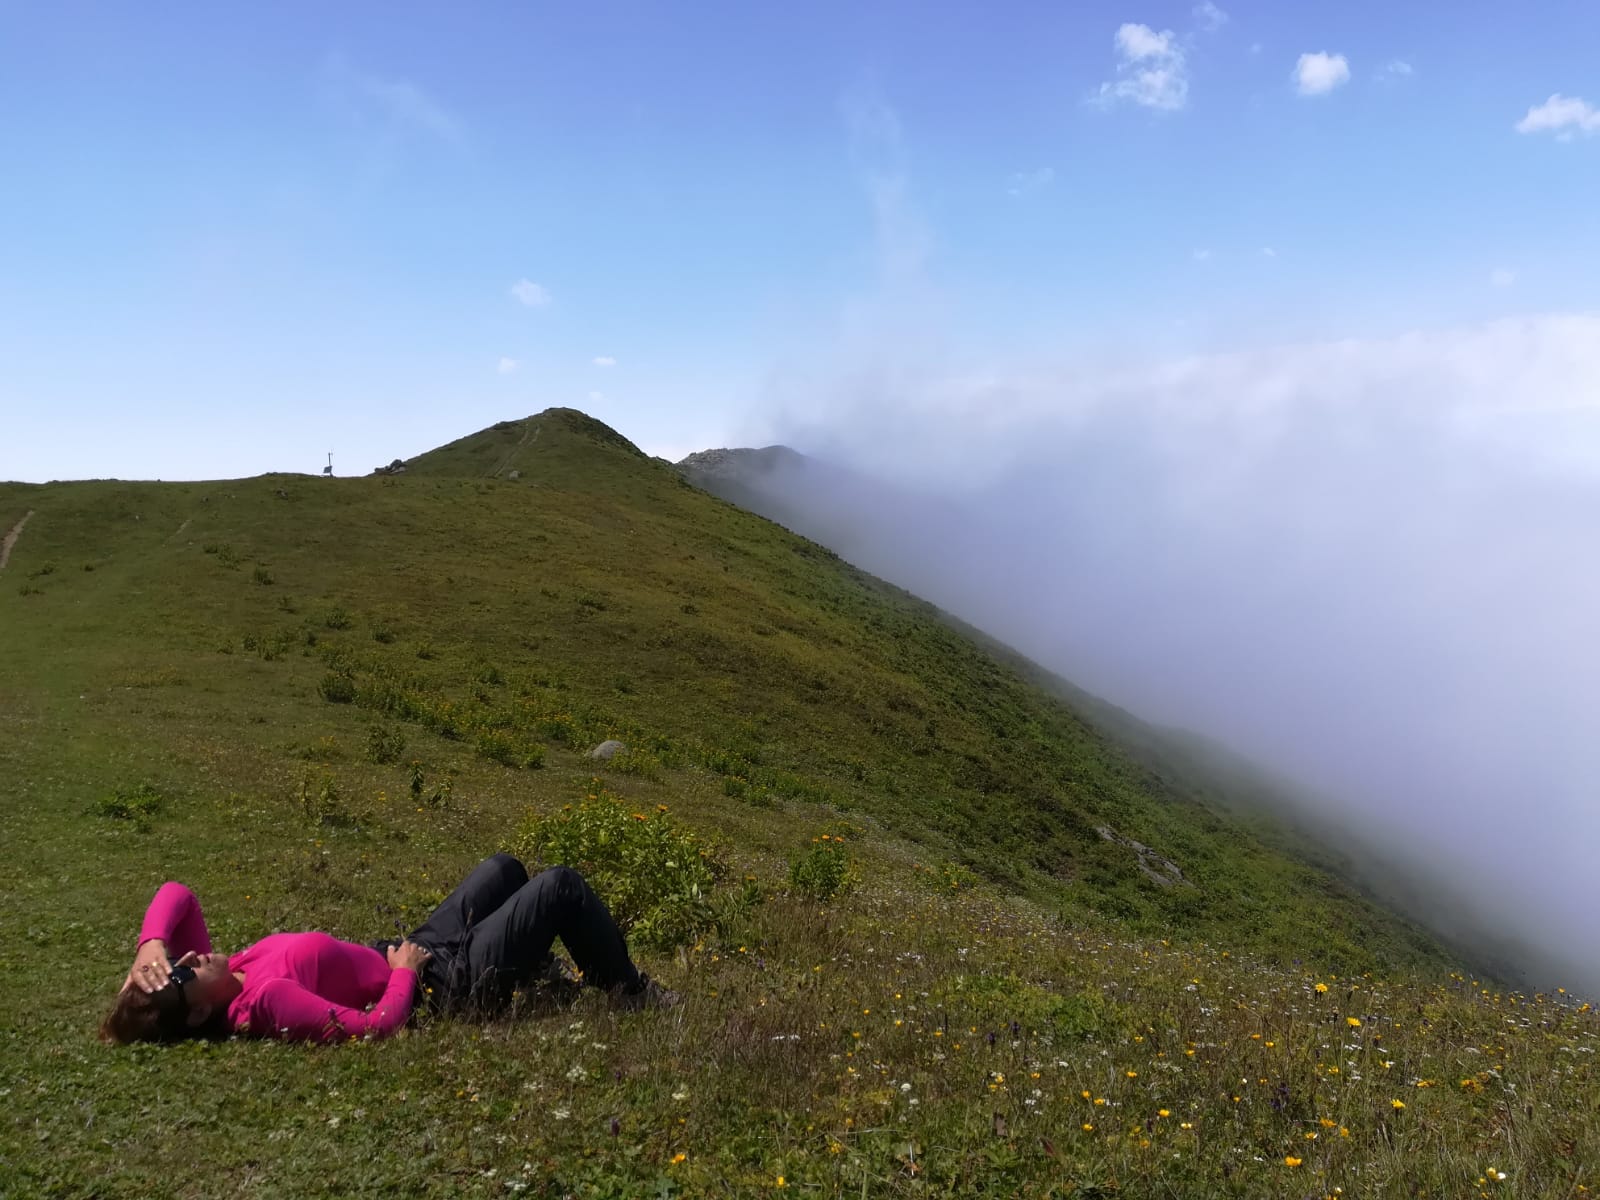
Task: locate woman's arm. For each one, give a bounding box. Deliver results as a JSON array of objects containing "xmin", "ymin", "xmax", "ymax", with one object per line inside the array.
[
  {"xmin": 126, "ymin": 882, "xmax": 214, "ymax": 993},
  {"xmin": 240, "ymin": 970, "xmax": 419, "ymax": 1044}
]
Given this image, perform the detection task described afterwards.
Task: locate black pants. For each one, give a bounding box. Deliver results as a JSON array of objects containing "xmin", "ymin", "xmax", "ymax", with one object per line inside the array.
[{"xmin": 403, "ymin": 854, "xmax": 641, "ymax": 1008}]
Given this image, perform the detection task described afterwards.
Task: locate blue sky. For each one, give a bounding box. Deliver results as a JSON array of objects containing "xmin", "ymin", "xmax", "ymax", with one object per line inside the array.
[{"xmin": 2, "ymin": 0, "xmax": 1597, "ymax": 480}]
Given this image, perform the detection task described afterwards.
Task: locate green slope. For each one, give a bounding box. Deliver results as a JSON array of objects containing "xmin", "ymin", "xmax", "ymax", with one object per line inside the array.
[
  {"xmin": 27, "ymin": 407, "xmax": 1589, "ymax": 1196},
  {"xmin": 0, "ymin": 407, "xmax": 1441, "ymax": 973}
]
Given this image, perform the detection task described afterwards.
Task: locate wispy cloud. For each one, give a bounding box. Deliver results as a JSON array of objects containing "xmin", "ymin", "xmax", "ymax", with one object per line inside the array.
[
  {"xmin": 1006, "ymin": 167, "xmax": 1056, "ymax": 197},
  {"xmin": 1381, "ymin": 58, "xmax": 1414, "ymax": 79},
  {"xmin": 840, "ymin": 88, "xmax": 931, "ymax": 283},
  {"xmin": 592, "ymin": 355, "xmax": 618, "ymax": 367},
  {"xmin": 510, "ymin": 279, "xmax": 551, "ymax": 308},
  {"xmin": 1193, "ymin": 1, "xmax": 1228, "ymax": 33},
  {"xmin": 1516, "ymin": 94, "xmax": 1600, "ymax": 139},
  {"xmin": 1096, "ymin": 24, "xmax": 1189, "ymax": 112},
  {"xmin": 1260, "ymin": 246, "xmax": 1278, "ymax": 258},
  {"xmin": 322, "ymin": 55, "xmax": 462, "ymax": 144},
  {"xmin": 1193, "ymin": 248, "xmax": 1213, "ymax": 262},
  {"xmin": 1490, "ymin": 268, "xmax": 1516, "ymax": 288},
  {"xmin": 1295, "ymin": 52, "xmax": 1351, "ymax": 96},
  {"xmin": 497, "ymin": 356, "xmax": 520, "ymax": 374}
]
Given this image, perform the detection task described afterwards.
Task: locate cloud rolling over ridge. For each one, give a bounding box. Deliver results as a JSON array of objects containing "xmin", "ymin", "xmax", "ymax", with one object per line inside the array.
[{"xmin": 755, "ymin": 312, "xmax": 1600, "ymax": 988}]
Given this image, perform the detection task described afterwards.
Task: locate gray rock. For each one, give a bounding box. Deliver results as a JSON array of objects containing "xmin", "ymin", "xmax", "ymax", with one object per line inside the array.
[
  {"xmin": 1096, "ymin": 824, "xmax": 1189, "ymax": 889},
  {"xmin": 588, "ymin": 740, "xmax": 627, "ymax": 761}
]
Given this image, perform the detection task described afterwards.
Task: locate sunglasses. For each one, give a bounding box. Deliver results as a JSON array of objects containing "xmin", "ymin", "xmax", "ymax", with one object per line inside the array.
[{"xmin": 162, "ymin": 961, "xmax": 198, "ymax": 1019}]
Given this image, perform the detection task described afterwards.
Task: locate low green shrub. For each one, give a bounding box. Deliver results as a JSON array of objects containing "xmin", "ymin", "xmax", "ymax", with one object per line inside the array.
[
  {"xmin": 366, "ymin": 724, "xmax": 407, "ymax": 765},
  {"xmin": 937, "ymin": 973, "xmax": 1114, "ymax": 1042},
  {"xmin": 242, "ymin": 629, "xmax": 294, "ymax": 661},
  {"xmin": 318, "ymin": 672, "xmax": 356, "ymax": 703},
  {"xmin": 298, "ymin": 773, "xmax": 356, "ymax": 827},
  {"xmin": 408, "ymin": 763, "xmax": 452, "ymax": 809},
  {"xmin": 295, "ymin": 735, "xmax": 344, "ymax": 762},
  {"xmin": 252, "ymin": 565, "xmax": 274, "ymax": 585},
  {"xmin": 788, "ymin": 837, "xmax": 854, "ymax": 901},
  {"xmin": 476, "ymin": 730, "xmax": 545, "ymax": 769},
  {"xmin": 510, "ymin": 783, "xmax": 725, "ymax": 949},
  {"xmin": 607, "ymin": 747, "xmax": 662, "ymax": 781},
  {"xmin": 938, "ymin": 860, "xmax": 981, "ymax": 891},
  {"xmin": 96, "ymin": 782, "xmax": 164, "ymax": 822}
]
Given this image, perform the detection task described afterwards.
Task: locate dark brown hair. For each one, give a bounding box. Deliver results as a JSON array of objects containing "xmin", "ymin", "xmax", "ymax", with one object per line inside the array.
[{"xmin": 100, "ymin": 984, "xmax": 229, "ymax": 1045}]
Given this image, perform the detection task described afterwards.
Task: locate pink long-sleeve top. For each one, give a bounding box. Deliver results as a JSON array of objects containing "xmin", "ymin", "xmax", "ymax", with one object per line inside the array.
[{"xmin": 137, "ymin": 881, "xmax": 416, "ymax": 1044}]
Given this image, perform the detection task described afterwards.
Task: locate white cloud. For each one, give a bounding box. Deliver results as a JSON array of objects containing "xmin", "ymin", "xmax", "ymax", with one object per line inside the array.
[
  {"xmin": 1516, "ymin": 94, "xmax": 1600, "ymax": 138},
  {"xmin": 1260, "ymin": 246, "xmax": 1277, "ymax": 258},
  {"xmin": 1097, "ymin": 23, "xmax": 1189, "ymax": 112},
  {"xmin": 1295, "ymin": 51, "xmax": 1351, "ymax": 96},
  {"xmin": 766, "ymin": 311, "xmax": 1600, "ymax": 994},
  {"xmin": 1382, "ymin": 59, "xmax": 1414, "ymax": 78},
  {"xmin": 840, "ymin": 89, "xmax": 931, "ymax": 284},
  {"xmin": 592, "ymin": 355, "xmax": 618, "ymax": 367},
  {"xmin": 1490, "ymin": 268, "xmax": 1516, "ymax": 288},
  {"xmin": 1193, "ymin": 1, "xmax": 1228, "ymax": 32},
  {"xmin": 510, "ymin": 279, "xmax": 551, "ymax": 308},
  {"xmin": 322, "ymin": 55, "xmax": 462, "ymax": 144},
  {"xmin": 497, "ymin": 356, "xmax": 520, "ymax": 374},
  {"xmin": 360, "ymin": 78, "xmax": 459, "ymax": 141},
  {"xmin": 1006, "ymin": 167, "xmax": 1056, "ymax": 197}
]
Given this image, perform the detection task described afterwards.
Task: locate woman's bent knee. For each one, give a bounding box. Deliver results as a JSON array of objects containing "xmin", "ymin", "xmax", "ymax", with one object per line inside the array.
[
  {"xmin": 486, "ymin": 852, "xmax": 530, "ymax": 887},
  {"xmin": 533, "ymin": 865, "xmax": 583, "ymax": 894}
]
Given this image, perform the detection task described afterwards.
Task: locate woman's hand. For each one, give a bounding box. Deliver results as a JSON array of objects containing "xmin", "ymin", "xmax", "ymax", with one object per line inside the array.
[
  {"xmin": 387, "ymin": 941, "xmax": 432, "ymax": 973},
  {"xmin": 126, "ymin": 940, "xmax": 191, "ymax": 993}
]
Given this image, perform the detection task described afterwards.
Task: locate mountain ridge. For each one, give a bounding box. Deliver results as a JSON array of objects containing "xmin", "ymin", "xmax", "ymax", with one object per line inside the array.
[{"xmin": 12, "ymin": 408, "xmax": 1600, "ymax": 1196}]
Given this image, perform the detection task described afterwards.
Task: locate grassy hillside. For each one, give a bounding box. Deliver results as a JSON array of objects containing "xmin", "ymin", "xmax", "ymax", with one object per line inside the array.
[{"xmin": 2, "ymin": 408, "xmax": 1596, "ymax": 1197}]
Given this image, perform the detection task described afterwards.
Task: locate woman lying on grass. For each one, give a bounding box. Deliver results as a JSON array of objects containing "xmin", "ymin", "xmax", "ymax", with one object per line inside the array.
[{"xmin": 102, "ymin": 853, "xmax": 677, "ymax": 1044}]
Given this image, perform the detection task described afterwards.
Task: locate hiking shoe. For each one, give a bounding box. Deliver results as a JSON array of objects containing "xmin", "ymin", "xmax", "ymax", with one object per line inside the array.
[
  {"xmin": 614, "ymin": 972, "xmax": 680, "ymax": 1011},
  {"xmin": 539, "ymin": 954, "xmax": 581, "ymax": 988}
]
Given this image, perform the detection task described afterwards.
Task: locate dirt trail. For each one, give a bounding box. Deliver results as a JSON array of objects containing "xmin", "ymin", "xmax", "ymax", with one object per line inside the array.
[
  {"xmin": 0, "ymin": 510, "xmax": 34, "ymax": 570},
  {"xmin": 491, "ymin": 419, "xmax": 539, "ymax": 478}
]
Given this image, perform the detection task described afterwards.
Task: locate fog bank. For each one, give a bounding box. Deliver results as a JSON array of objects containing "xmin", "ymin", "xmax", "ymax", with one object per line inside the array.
[{"xmin": 750, "ymin": 313, "xmax": 1600, "ymax": 989}]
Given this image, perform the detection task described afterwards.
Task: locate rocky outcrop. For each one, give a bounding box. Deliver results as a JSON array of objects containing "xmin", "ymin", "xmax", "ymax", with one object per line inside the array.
[{"xmin": 1096, "ymin": 825, "xmax": 1189, "ymax": 888}]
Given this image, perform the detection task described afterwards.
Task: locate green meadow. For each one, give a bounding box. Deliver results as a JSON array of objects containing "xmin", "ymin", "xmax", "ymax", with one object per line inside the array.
[{"xmin": 2, "ymin": 409, "xmax": 1594, "ymax": 1197}]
